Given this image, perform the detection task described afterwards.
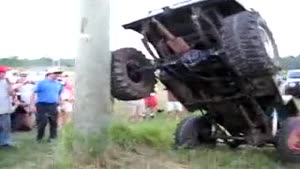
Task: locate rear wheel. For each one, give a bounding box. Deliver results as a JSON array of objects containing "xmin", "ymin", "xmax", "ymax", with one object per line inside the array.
[
  {"xmin": 221, "ymin": 11, "xmax": 280, "ymax": 77},
  {"xmin": 174, "ymin": 116, "xmax": 215, "ymax": 148},
  {"xmin": 277, "ymin": 117, "xmax": 300, "ymax": 163},
  {"xmin": 111, "ymin": 48, "xmax": 156, "ymax": 100}
]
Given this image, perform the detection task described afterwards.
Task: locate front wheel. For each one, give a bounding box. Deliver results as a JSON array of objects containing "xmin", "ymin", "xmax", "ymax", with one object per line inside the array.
[{"xmin": 111, "ymin": 48, "xmax": 156, "ymax": 100}]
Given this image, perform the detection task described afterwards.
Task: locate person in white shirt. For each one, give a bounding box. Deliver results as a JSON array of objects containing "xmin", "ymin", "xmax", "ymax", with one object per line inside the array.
[
  {"xmin": 11, "ymin": 72, "xmax": 36, "ymax": 131},
  {"xmin": 16, "ymin": 73, "xmax": 36, "ymax": 105},
  {"xmin": 0, "ymin": 66, "xmax": 15, "ymax": 148},
  {"xmin": 6, "ymin": 70, "xmax": 19, "ymax": 84}
]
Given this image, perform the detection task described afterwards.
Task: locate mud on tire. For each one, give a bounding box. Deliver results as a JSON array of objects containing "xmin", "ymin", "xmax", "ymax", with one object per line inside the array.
[
  {"xmin": 221, "ymin": 11, "xmax": 280, "ymax": 77},
  {"xmin": 111, "ymin": 48, "xmax": 156, "ymax": 100},
  {"xmin": 174, "ymin": 116, "xmax": 215, "ymax": 148}
]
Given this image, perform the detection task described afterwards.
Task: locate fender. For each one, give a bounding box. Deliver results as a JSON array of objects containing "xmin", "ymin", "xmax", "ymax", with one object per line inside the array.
[
  {"xmin": 280, "ymin": 95, "xmax": 299, "ymax": 117},
  {"xmin": 282, "ymin": 95, "xmax": 294, "ymax": 105}
]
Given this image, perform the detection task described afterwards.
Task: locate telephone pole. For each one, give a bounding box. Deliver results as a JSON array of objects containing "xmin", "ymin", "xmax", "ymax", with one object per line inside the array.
[{"xmin": 73, "ymin": 0, "xmax": 111, "ymax": 162}]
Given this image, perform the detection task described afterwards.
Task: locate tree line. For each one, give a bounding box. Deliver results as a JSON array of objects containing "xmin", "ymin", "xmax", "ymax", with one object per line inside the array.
[
  {"xmin": 0, "ymin": 56, "xmax": 75, "ymax": 68},
  {"xmin": 279, "ymin": 55, "xmax": 300, "ymax": 70},
  {"xmin": 0, "ymin": 55, "xmax": 300, "ymax": 70}
]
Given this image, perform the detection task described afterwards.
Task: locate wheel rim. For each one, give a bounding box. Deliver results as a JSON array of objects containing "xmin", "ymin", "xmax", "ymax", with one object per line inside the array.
[
  {"xmin": 288, "ymin": 128, "xmax": 300, "ymax": 151},
  {"xmin": 126, "ymin": 62, "xmax": 142, "ymax": 83},
  {"xmin": 258, "ymin": 26, "xmax": 275, "ymax": 59}
]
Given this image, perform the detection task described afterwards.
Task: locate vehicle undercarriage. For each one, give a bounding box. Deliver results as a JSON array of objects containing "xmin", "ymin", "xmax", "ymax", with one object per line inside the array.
[{"xmin": 110, "ymin": 0, "xmax": 300, "ymax": 163}]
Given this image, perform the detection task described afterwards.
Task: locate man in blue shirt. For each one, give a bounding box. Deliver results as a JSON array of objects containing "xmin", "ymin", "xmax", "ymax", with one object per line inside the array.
[{"xmin": 30, "ymin": 68, "xmax": 64, "ymax": 143}]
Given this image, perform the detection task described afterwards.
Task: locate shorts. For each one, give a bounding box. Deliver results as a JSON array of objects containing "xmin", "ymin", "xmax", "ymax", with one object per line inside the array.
[
  {"xmin": 128, "ymin": 99, "xmax": 145, "ymax": 114},
  {"xmin": 59, "ymin": 101, "xmax": 73, "ymax": 113},
  {"xmin": 127, "ymin": 100, "xmax": 144, "ymax": 106},
  {"xmin": 167, "ymin": 101, "xmax": 183, "ymax": 112}
]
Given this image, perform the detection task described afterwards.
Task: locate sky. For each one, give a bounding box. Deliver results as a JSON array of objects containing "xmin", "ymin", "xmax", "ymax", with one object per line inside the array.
[
  {"xmin": 0, "ymin": 0, "xmax": 79, "ymax": 59},
  {"xmin": 0, "ymin": 0, "xmax": 299, "ymax": 59}
]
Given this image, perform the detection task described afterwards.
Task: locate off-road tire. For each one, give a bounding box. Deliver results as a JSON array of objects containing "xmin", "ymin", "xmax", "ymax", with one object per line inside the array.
[
  {"xmin": 111, "ymin": 48, "xmax": 156, "ymax": 100},
  {"xmin": 221, "ymin": 11, "xmax": 280, "ymax": 77},
  {"xmin": 277, "ymin": 117, "xmax": 300, "ymax": 163},
  {"xmin": 174, "ymin": 116, "xmax": 215, "ymax": 148}
]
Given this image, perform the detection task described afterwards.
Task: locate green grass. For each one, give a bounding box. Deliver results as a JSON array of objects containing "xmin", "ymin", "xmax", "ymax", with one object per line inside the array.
[
  {"xmin": 54, "ymin": 123, "xmax": 74, "ymax": 169},
  {"xmin": 107, "ymin": 114, "xmax": 300, "ymax": 169},
  {"xmin": 0, "ymin": 131, "xmax": 55, "ymax": 169},
  {"xmin": 171, "ymin": 147, "xmax": 283, "ymax": 169},
  {"xmin": 107, "ymin": 112, "xmax": 300, "ymax": 168},
  {"xmin": 1, "ymin": 114, "xmax": 300, "ymax": 169},
  {"xmin": 110, "ymin": 113, "xmax": 178, "ymax": 150}
]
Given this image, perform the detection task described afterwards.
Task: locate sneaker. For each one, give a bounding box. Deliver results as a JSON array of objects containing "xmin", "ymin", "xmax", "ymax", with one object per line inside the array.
[
  {"xmin": 0, "ymin": 144, "xmax": 16, "ymax": 149},
  {"xmin": 47, "ymin": 138, "xmax": 56, "ymax": 143}
]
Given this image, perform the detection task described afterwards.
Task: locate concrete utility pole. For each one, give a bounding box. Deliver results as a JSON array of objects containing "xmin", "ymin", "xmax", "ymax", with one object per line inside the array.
[{"xmin": 73, "ymin": 0, "xmax": 111, "ymax": 161}]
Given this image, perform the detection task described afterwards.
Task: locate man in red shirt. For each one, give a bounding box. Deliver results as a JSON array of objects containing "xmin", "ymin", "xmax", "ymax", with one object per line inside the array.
[{"xmin": 143, "ymin": 92, "xmax": 158, "ymax": 118}]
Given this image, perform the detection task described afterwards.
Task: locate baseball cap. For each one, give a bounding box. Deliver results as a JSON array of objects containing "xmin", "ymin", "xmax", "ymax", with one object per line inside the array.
[{"xmin": 46, "ymin": 67, "xmax": 63, "ymax": 75}]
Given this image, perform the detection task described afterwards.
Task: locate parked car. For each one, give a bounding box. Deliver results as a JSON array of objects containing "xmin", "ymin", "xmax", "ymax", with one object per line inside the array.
[{"xmin": 284, "ymin": 69, "xmax": 300, "ymax": 97}]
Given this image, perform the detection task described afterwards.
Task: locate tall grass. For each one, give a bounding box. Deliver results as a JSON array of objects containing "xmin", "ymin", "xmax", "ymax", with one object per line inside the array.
[
  {"xmin": 50, "ymin": 105, "xmax": 300, "ymax": 169},
  {"xmin": 107, "ymin": 114, "xmax": 300, "ymax": 169},
  {"xmin": 54, "ymin": 123, "xmax": 74, "ymax": 169},
  {"xmin": 110, "ymin": 114, "xmax": 178, "ymax": 150}
]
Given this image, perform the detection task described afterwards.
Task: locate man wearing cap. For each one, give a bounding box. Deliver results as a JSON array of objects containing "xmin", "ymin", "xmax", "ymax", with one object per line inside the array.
[
  {"xmin": 0, "ymin": 66, "xmax": 15, "ymax": 148},
  {"xmin": 30, "ymin": 68, "xmax": 64, "ymax": 143}
]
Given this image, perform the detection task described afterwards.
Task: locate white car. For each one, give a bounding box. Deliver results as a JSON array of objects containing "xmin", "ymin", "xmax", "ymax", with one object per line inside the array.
[{"xmin": 283, "ymin": 69, "xmax": 300, "ymax": 97}]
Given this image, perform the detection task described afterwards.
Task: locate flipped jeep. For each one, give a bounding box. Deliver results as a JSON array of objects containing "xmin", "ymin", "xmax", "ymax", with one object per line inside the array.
[{"xmin": 111, "ymin": 0, "xmax": 300, "ymax": 162}]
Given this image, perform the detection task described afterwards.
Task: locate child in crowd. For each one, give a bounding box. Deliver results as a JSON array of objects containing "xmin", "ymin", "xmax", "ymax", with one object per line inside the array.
[{"xmin": 143, "ymin": 92, "xmax": 158, "ymax": 119}]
